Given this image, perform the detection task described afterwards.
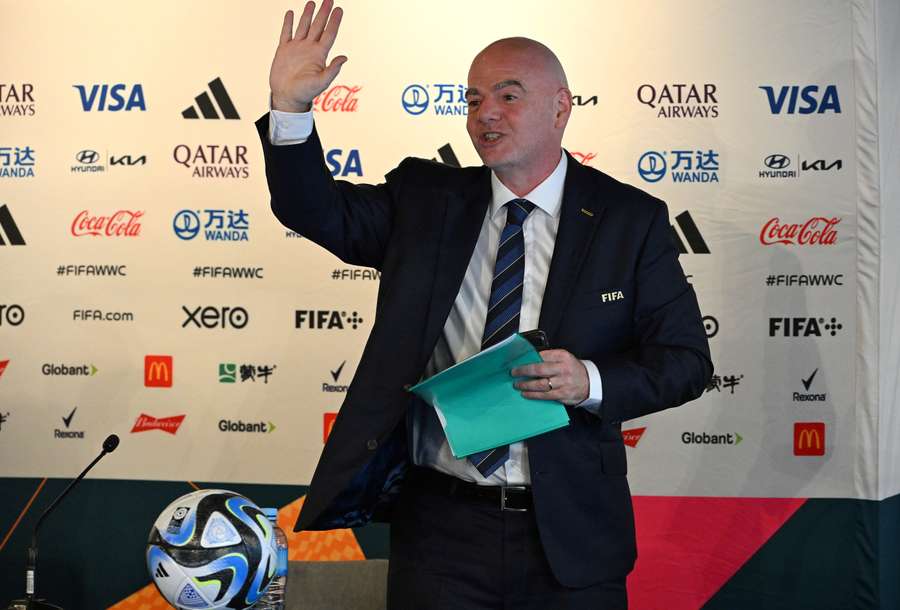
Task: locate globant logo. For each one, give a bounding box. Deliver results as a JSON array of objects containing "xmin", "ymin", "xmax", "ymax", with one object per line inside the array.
[
  {"xmin": 218, "ymin": 419, "xmax": 275, "ymax": 433},
  {"xmin": 636, "ymin": 83, "xmax": 718, "ymax": 118},
  {"xmin": 638, "ymin": 150, "xmax": 719, "ymax": 183},
  {"xmin": 759, "ymin": 217, "xmax": 840, "ymax": 246},
  {"xmin": 402, "ymin": 83, "xmax": 467, "ymax": 116},
  {"xmin": 42, "ymin": 363, "xmax": 98, "ymax": 376},
  {"xmin": 131, "ymin": 413, "xmax": 185, "ymax": 435},
  {"xmin": 71, "ymin": 210, "xmax": 143, "ymax": 237},
  {"xmin": 173, "ymin": 209, "xmax": 249, "ymax": 241},
  {"xmin": 313, "ymin": 85, "xmax": 361, "ymax": 112},
  {"xmin": 172, "ymin": 144, "xmax": 248, "ymax": 179},
  {"xmin": 682, "ymin": 431, "xmax": 743, "ymax": 445},
  {"xmin": 0, "ymin": 146, "xmax": 35, "ymax": 178},
  {"xmin": 759, "ymin": 85, "xmax": 840, "ymax": 114}
]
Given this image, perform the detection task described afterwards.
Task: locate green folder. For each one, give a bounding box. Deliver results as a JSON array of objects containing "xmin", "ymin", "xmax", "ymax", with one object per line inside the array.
[{"xmin": 408, "ymin": 333, "xmax": 570, "ymax": 458}]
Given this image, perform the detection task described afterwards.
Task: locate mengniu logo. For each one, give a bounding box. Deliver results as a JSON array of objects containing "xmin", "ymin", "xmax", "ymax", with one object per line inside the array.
[
  {"xmin": 0, "ymin": 204, "xmax": 25, "ymax": 245},
  {"xmin": 759, "ymin": 85, "xmax": 841, "ymax": 114},
  {"xmin": 794, "ymin": 422, "xmax": 826, "ymax": 456},
  {"xmin": 218, "ymin": 363, "xmax": 276, "ymax": 384},
  {"xmin": 313, "ymin": 85, "xmax": 361, "ymax": 112},
  {"xmin": 295, "ymin": 310, "xmax": 364, "ymax": 330},
  {"xmin": 622, "ymin": 427, "xmax": 646, "ymax": 448},
  {"xmin": 182, "ymin": 305, "xmax": 248, "ymax": 329},
  {"xmin": 0, "ymin": 304, "xmax": 24, "ymax": 326},
  {"xmin": 173, "ymin": 209, "xmax": 249, "ymax": 241},
  {"xmin": 182, "ymin": 77, "xmax": 239, "ymax": 120},
  {"xmin": 71, "ymin": 210, "xmax": 143, "ymax": 237},
  {"xmin": 325, "ymin": 149, "xmax": 363, "ymax": 177},
  {"xmin": 131, "ymin": 413, "xmax": 185, "ymax": 435},
  {"xmin": 670, "ymin": 211, "xmax": 710, "ymax": 254},
  {"xmin": 1, "ymin": 146, "xmax": 36, "ymax": 178},
  {"xmin": 1, "ymin": 83, "xmax": 35, "ymax": 116},
  {"xmin": 760, "ymin": 217, "xmax": 840, "ymax": 246},
  {"xmin": 0, "ymin": 359, "xmax": 8, "ymax": 380},
  {"xmin": 74, "ymin": 84, "xmax": 146, "ymax": 111},
  {"xmin": 145, "ymin": 355, "xmax": 173, "ymax": 387},
  {"xmin": 402, "ymin": 83, "xmax": 467, "ymax": 116},
  {"xmin": 638, "ymin": 149, "xmax": 719, "ymax": 183},
  {"xmin": 769, "ymin": 317, "xmax": 843, "ymax": 338},
  {"xmin": 323, "ymin": 412, "xmax": 338, "ymax": 443}
]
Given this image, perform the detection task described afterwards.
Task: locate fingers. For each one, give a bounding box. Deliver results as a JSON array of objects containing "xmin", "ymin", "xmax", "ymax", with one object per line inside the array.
[
  {"xmin": 295, "ymin": 1, "xmax": 315, "ymax": 39},
  {"xmin": 320, "ymin": 5, "xmax": 343, "ymax": 49},
  {"xmin": 324, "ymin": 55, "xmax": 348, "ymax": 81},
  {"xmin": 280, "ymin": 10, "xmax": 294, "ymax": 45},
  {"xmin": 510, "ymin": 363, "xmax": 560, "ymax": 378},
  {"xmin": 308, "ymin": 0, "xmax": 334, "ymax": 41}
]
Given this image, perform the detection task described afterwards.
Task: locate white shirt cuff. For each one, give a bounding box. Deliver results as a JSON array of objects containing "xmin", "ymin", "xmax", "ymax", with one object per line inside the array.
[
  {"xmin": 269, "ymin": 107, "xmax": 314, "ymax": 146},
  {"xmin": 577, "ymin": 359, "xmax": 603, "ymax": 415}
]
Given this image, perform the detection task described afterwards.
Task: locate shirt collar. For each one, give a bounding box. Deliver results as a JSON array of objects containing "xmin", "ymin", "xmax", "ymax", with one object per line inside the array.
[{"xmin": 489, "ymin": 150, "xmax": 567, "ymax": 221}]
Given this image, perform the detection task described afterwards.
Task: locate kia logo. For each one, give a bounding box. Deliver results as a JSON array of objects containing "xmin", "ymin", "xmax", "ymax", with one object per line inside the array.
[
  {"xmin": 76, "ymin": 150, "xmax": 100, "ymax": 164},
  {"xmin": 401, "ymin": 85, "xmax": 429, "ymax": 116},
  {"xmin": 764, "ymin": 154, "xmax": 791, "ymax": 169}
]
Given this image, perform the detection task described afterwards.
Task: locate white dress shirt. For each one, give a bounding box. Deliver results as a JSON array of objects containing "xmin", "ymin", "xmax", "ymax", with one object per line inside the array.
[{"xmin": 269, "ymin": 109, "xmax": 603, "ymax": 486}]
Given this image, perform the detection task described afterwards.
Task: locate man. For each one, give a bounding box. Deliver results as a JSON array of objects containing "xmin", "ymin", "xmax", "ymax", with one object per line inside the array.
[{"xmin": 258, "ymin": 2, "xmax": 712, "ymax": 608}]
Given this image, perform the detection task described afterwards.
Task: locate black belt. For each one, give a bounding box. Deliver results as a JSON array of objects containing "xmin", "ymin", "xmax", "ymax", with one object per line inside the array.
[{"xmin": 409, "ymin": 467, "xmax": 533, "ymax": 512}]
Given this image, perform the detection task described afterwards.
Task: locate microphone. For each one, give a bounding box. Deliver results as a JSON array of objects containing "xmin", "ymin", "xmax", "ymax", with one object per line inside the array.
[{"xmin": 7, "ymin": 434, "xmax": 120, "ymax": 610}]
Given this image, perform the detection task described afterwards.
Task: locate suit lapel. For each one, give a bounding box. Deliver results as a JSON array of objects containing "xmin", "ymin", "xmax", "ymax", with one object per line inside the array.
[{"xmin": 538, "ymin": 152, "xmax": 606, "ymax": 342}]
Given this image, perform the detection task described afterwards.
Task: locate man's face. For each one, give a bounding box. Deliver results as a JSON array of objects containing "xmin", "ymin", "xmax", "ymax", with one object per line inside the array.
[{"xmin": 465, "ymin": 45, "xmax": 565, "ymax": 181}]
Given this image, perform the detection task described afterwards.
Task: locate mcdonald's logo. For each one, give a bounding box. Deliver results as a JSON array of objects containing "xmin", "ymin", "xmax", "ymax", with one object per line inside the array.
[
  {"xmin": 793, "ymin": 422, "xmax": 825, "ymax": 456},
  {"xmin": 323, "ymin": 412, "xmax": 338, "ymax": 443},
  {"xmin": 144, "ymin": 355, "xmax": 173, "ymax": 388}
]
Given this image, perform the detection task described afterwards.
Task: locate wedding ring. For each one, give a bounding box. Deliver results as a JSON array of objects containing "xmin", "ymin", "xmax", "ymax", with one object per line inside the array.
[{"xmin": 547, "ymin": 378, "xmax": 553, "ymax": 391}]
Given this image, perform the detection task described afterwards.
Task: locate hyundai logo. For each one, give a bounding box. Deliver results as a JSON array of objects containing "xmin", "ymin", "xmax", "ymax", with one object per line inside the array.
[
  {"xmin": 76, "ymin": 150, "xmax": 100, "ymax": 164},
  {"xmin": 401, "ymin": 84, "xmax": 429, "ymax": 116},
  {"xmin": 173, "ymin": 210, "xmax": 201, "ymax": 240},
  {"xmin": 764, "ymin": 154, "xmax": 791, "ymax": 169},
  {"xmin": 637, "ymin": 151, "xmax": 667, "ymax": 183}
]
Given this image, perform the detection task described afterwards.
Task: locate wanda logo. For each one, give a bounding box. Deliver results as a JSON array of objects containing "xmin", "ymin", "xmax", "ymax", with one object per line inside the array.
[
  {"xmin": 759, "ymin": 216, "xmax": 840, "ymax": 246},
  {"xmin": 313, "ymin": 85, "xmax": 360, "ymax": 112},
  {"xmin": 71, "ymin": 210, "xmax": 143, "ymax": 237}
]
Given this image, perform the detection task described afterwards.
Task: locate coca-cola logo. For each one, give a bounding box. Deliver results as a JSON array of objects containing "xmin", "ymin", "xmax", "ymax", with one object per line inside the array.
[
  {"xmin": 313, "ymin": 85, "xmax": 361, "ymax": 112},
  {"xmin": 759, "ymin": 216, "xmax": 840, "ymax": 246},
  {"xmin": 571, "ymin": 151, "xmax": 597, "ymax": 166},
  {"xmin": 131, "ymin": 413, "xmax": 185, "ymax": 434},
  {"xmin": 71, "ymin": 210, "xmax": 143, "ymax": 237}
]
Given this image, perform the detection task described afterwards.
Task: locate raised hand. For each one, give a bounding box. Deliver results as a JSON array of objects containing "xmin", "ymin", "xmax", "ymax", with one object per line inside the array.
[{"xmin": 269, "ymin": 1, "xmax": 347, "ymax": 112}]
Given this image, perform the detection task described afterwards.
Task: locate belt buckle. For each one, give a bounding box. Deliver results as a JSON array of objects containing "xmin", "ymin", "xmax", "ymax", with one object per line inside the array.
[{"xmin": 501, "ymin": 486, "xmax": 528, "ymax": 512}]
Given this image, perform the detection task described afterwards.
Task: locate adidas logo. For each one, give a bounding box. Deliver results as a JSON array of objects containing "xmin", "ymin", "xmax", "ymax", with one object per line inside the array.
[
  {"xmin": 0, "ymin": 204, "xmax": 25, "ymax": 246},
  {"xmin": 155, "ymin": 562, "xmax": 170, "ymax": 578},
  {"xmin": 432, "ymin": 144, "xmax": 460, "ymax": 168},
  {"xmin": 182, "ymin": 77, "xmax": 240, "ymax": 120},
  {"xmin": 671, "ymin": 211, "xmax": 709, "ymax": 254}
]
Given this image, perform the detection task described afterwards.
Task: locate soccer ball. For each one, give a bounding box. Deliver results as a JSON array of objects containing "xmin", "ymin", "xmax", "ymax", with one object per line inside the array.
[{"xmin": 146, "ymin": 489, "xmax": 277, "ymax": 609}]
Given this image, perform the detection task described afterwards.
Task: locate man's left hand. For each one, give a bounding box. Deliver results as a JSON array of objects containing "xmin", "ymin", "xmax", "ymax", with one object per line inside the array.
[{"xmin": 511, "ymin": 349, "xmax": 589, "ymax": 405}]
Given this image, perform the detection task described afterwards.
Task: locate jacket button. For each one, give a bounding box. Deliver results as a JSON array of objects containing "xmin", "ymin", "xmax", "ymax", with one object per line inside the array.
[{"xmin": 367, "ymin": 439, "xmax": 378, "ymax": 450}]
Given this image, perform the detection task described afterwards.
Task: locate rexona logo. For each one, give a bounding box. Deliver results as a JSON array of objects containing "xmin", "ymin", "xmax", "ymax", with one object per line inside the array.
[
  {"xmin": 795, "ymin": 368, "xmax": 826, "ymax": 403},
  {"xmin": 218, "ymin": 363, "xmax": 276, "ymax": 384},
  {"xmin": 295, "ymin": 310, "xmax": 364, "ymax": 330},
  {"xmin": 323, "ymin": 361, "xmax": 349, "ymax": 393},
  {"xmin": 682, "ymin": 431, "xmax": 743, "ymax": 445},
  {"xmin": 218, "ymin": 419, "xmax": 275, "ymax": 433},
  {"xmin": 671, "ymin": 211, "xmax": 710, "ymax": 254},
  {"xmin": 402, "ymin": 83, "xmax": 467, "ymax": 116},
  {"xmin": 769, "ymin": 317, "xmax": 843, "ymax": 337},
  {"xmin": 173, "ymin": 209, "xmax": 249, "ymax": 241},
  {"xmin": 145, "ymin": 355, "xmax": 173, "ymax": 388},
  {"xmin": 1, "ymin": 146, "xmax": 36, "ymax": 178},
  {"xmin": 0, "ymin": 304, "xmax": 24, "ymax": 326},
  {"xmin": 636, "ymin": 83, "xmax": 718, "ymax": 118},
  {"xmin": 325, "ymin": 149, "xmax": 363, "ymax": 177},
  {"xmin": 0, "ymin": 205, "xmax": 25, "ymax": 245},
  {"xmin": 0, "ymin": 83, "xmax": 35, "ymax": 116},
  {"xmin": 74, "ymin": 84, "xmax": 146, "ymax": 111},
  {"xmin": 759, "ymin": 217, "xmax": 840, "ymax": 246},
  {"xmin": 759, "ymin": 85, "xmax": 841, "ymax": 114},
  {"xmin": 622, "ymin": 427, "xmax": 646, "ymax": 448},
  {"xmin": 42, "ymin": 362, "xmax": 98, "ymax": 376},
  {"xmin": 172, "ymin": 145, "xmax": 248, "ymax": 179},
  {"xmin": 638, "ymin": 149, "xmax": 719, "ymax": 183},
  {"xmin": 323, "ymin": 412, "xmax": 338, "ymax": 442},
  {"xmin": 313, "ymin": 85, "xmax": 361, "ymax": 112},
  {"xmin": 794, "ymin": 422, "xmax": 825, "ymax": 456},
  {"xmin": 71, "ymin": 210, "xmax": 143, "ymax": 237},
  {"xmin": 55, "ymin": 406, "xmax": 84, "ymax": 439},
  {"xmin": 182, "ymin": 77, "xmax": 239, "ymax": 120},
  {"xmin": 131, "ymin": 413, "xmax": 185, "ymax": 435},
  {"xmin": 182, "ymin": 305, "xmax": 248, "ymax": 329}
]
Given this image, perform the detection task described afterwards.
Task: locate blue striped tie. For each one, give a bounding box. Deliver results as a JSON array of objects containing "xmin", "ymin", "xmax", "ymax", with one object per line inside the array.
[{"xmin": 470, "ymin": 198, "xmax": 536, "ymax": 477}]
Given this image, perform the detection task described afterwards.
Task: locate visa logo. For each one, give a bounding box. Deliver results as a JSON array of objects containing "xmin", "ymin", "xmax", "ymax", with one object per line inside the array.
[
  {"xmin": 74, "ymin": 84, "xmax": 146, "ymax": 111},
  {"xmin": 326, "ymin": 149, "xmax": 363, "ymax": 177},
  {"xmin": 759, "ymin": 85, "xmax": 840, "ymax": 114}
]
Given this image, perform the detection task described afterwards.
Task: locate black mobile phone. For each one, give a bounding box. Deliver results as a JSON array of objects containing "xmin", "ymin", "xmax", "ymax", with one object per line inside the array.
[{"xmin": 520, "ymin": 329, "xmax": 549, "ymax": 350}]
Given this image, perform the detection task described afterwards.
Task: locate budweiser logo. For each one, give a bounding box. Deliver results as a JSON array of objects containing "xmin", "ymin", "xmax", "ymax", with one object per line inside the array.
[
  {"xmin": 71, "ymin": 210, "xmax": 143, "ymax": 237},
  {"xmin": 313, "ymin": 85, "xmax": 361, "ymax": 112},
  {"xmin": 131, "ymin": 413, "xmax": 185, "ymax": 434},
  {"xmin": 759, "ymin": 216, "xmax": 840, "ymax": 246},
  {"xmin": 622, "ymin": 427, "xmax": 646, "ymax": 448}
]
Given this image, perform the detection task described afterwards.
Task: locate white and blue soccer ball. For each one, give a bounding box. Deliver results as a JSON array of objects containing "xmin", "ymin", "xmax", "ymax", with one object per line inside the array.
[{"xmin": 146, "ymin": 489, "xmax": 277, "ymax": 609}]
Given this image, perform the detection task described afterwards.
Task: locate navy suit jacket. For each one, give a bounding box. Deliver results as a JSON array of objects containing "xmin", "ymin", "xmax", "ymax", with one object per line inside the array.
[{"xmin": 256, "ymin": 114, "xmax": 713, "ymax": 587}]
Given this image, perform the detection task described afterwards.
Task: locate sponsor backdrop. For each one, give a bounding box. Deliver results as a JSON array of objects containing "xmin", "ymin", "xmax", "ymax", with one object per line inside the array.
[{"xmin": 0, "ymin": 0, "xmax": 897, "ymax": 608}]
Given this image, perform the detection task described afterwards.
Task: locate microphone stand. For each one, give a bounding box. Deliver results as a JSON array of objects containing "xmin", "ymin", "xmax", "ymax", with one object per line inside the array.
[{"xmin": 6, "ymin": 435, "xmax": 120, "ymax": 610}]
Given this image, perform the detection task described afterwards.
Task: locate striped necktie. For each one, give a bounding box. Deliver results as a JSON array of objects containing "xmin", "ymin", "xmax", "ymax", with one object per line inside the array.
[{"xmin": 469, "ymin": 198, "xmax": 536, "ymax": 477}]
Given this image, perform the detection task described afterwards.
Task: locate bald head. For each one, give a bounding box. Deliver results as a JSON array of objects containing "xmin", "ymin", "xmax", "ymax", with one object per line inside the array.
[{"xmin": 472, "ymin": 37, "xmax": 568, "ymax": 90}]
